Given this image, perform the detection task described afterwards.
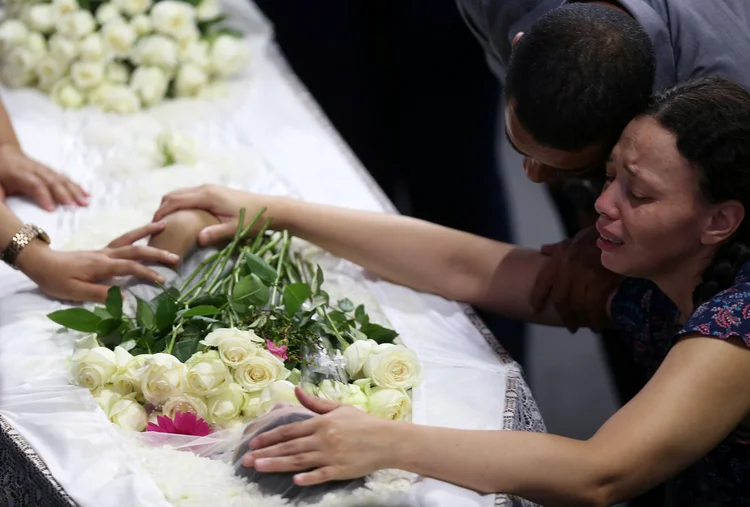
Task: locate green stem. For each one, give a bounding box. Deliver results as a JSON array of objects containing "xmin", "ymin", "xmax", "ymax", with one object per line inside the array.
[
  {"xmin": 256, "ymin": 234, "xmax": 281, "ymax": 257},
  {"xmin": 270, "ymin": 232, "xmax": 290, "ymax": 307},
  {"xmin": 179, "ymin": 251, "xmax": 220, "ymax": 293},
  {"xmin": 166, "ymin": 322, "xmax": 183, "ymax": 354},
  {"xmin": 317, "ymin": 306, "xmax": 349, "ymax": 349},
  {"xmin": 250, "ymin": 218, "xmax": 272, "ymax": 253}
]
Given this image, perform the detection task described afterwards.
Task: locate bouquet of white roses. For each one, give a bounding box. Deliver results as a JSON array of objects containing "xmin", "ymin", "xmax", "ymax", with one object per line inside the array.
[
  {"xmin": 50, "ymin": 208, "xmax": 422, "ymax": 435},
  {"xmin": 0, "ymin": 0, "xmax": 249, "ymax": 112}
]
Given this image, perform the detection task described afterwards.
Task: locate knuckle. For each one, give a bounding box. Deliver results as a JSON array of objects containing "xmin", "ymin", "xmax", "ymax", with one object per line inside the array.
[{"xmin": 291, "ymin": 454, "xmax": 307, "ymax": 468}]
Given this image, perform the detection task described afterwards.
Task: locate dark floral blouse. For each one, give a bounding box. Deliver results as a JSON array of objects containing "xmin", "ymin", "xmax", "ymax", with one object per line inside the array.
[{"xmin": 610, "ymin": 263, "xmax": 750, "ymax": 506}]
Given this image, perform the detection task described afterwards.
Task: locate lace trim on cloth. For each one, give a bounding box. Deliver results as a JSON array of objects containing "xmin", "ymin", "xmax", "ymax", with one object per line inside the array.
[{"xmin": 0, "ymin": 38, "xmax": 545, "ymax": 507}]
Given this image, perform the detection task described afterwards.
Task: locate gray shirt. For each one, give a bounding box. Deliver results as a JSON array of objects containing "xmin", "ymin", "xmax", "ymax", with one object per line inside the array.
[{"xmin": 457, "ymin": 0, "xmax": 750, "ymax": 92}]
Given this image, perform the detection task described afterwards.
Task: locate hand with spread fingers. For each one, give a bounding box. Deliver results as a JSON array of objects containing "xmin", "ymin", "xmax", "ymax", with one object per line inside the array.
[
  {"xmin": 241, "ymin": 387, "xmax": 392, "ymax": 486},
  {"xmin": 529, "ymin": 225, "xmax": 621, "ymax": 333},
  {"xmin": 18, "ymin": 222, "xmax": 180, "ymax": 302},
  {"xmin": 0, "ymin": 144, "xmax": 90, "ymax": 211}
]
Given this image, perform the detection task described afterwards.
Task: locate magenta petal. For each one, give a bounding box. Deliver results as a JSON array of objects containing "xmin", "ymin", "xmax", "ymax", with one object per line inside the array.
[{"xmin": 266, "ymin": 340, "xmax": 289, "ymax": 360}]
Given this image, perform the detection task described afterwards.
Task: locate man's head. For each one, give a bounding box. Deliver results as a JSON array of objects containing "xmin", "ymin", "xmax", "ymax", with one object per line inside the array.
[{"xmin": 505, "ymin": 2, "xmax": 655, "ymax": 183}]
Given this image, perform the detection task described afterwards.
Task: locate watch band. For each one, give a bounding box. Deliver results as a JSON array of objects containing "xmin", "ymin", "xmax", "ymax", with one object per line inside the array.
[{"xmin": 1, "ymin": 224, "xmax": 50, "ymax": 269}]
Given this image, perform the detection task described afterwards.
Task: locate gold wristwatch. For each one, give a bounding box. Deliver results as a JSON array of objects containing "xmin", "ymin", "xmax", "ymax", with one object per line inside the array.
[{"xmin": 1, "ymin": 224, "xmax": 51, "ymax": 269}]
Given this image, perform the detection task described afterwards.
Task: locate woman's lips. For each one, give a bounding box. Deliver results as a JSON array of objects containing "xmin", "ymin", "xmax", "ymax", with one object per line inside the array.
[{"xmin": 595, "ymin": 222, "xmax": 624, "ymax": 250}]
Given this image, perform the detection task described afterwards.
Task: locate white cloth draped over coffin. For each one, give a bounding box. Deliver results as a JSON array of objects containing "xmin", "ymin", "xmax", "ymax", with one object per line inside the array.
[{"xmin": 0, "ymin": 1, "xmax": 537, "ymax": 506}]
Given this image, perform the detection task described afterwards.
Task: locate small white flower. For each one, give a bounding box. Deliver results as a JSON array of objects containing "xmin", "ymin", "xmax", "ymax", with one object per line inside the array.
[
  {"xmin": 206, "ymin": 382, "xmax": 245, "ymax": 424},
  {"xmin": 71, "ymin": 60, "xmax": 105, "ymax": 90},
  {"xmin": 25, "ymin": 31, "xmax": 47, "ymax": 56},
  {"xmin": 140, "ymin": 353, "xmax": 185, "ymax": 405},
  {"xmin": 56, "ymin": 10, "xmax": 95, "ymax": 39},
  {"xmin": 36, "ymin": 56, "xmax": 66, "ymax": 92},
  {"xmin": 184, "ymin": 350, "xmax": 233, "ymax": 397},
  {"xmin": 52, "ymin": 0, "xmax": 80, "ymax": 17},
  {"xmin": 234, "ymin": 350, "xmax": 289, "ymax": 393},
  {"xmin": 343, "ymin": 339, "xmax": 378, "ymax": 379},
  {"xmin": 129, "ymin": 65, "xmax": 168, "ymax": 107},
  {"xmin": 102, "ymin": 19, "xmax": 137, "ymax": 58},
  {"xmin": 48, "ymin": 34, "xmax": 79, "ymax": 64},
  {"xmin": 95, "ymin": 3, "xmax": 122, "ymax": 25},
  {"xmin": 109, "ymin": 396, "xmax": 148, "ymax": 431},
  {"xmin": 130, "ymin": 14, "xmax": 152, "ymax": 36},
  {"xmin": 174, "ymin": 63, "xmax": 208, "ymax": 98},
  {"xmin": 200, "ymin": 328, "xmax": 262, "ymax": 367},
  {"xmin": 105, "ymin": 61, "xmax": 129, "ymax": 84},
  {"xmin": 367, "ymin": 387, "xmax": 411, "ymax": 421},
  {"xmin": 150, "ymin": 1, "xmax": 197, "ymax": 41},
  {"xmin": 196, "ymin": 0, "xmax": 220, "ymax": 21},
  {"xmin": 209, "ymin": 35, "xmax": 248, "ymax": 78},
  {"xmin": 1, "ymin": 41, "xmax": 43, "ymax": 88},
  {"xmin": 162, "ymin": 393, "xmax": 209, "ymax": 421},
  {"xmin": 24, "ymin": 4, "xmax": 55, "ymax": 34},
  {"xmin": 50, "ymin": 77, "xmax": 86, "ymax": 108},
  {"xmin": 363, "ymin": 343, "xmax": 422, "ymax": 389},
  {"xmin": 132, "ymin": 34, "xmax": 178, "ymax": 71},
  {"xmin": 179, "ymin": 39, "xmax": 209, "ymax": 69},
  {"xmin": 78, "ymin": 33, "xmax": 106, "ymax": 62},
  {"xmin": 0, "ymin": 20, "xmax": 28, "ymax": 51},
  {"xmin": 113, "ymin": 0, "xmax": 152, "ymax": 17},
  {"xmin": 70, "ymin": 347, "xmax": 118, "ymax": 390},
  {"xmin": 258, "ymin": 380, "xmax": 300, "ymax": 414}
]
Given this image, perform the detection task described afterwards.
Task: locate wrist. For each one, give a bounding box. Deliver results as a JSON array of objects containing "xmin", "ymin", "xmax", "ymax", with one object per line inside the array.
[
  {"xmin": 14, "ymin": 239, "xmax": 53, "ymax": 279},
  {"xmin": 382, "ymin": 420, "xmax": 419, "ymax": 471},
  {"xmin": 265, "ymin": 196, "xmax": 296, "ymax": 231}
]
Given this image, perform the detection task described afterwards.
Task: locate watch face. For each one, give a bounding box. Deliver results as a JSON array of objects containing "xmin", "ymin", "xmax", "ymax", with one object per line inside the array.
[{"xmin": 36, "ymin": 227, "xmax": 51, "ymax": 244}]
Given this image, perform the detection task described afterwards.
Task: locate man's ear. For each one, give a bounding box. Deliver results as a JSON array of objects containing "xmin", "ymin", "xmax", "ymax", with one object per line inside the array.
[
  {"xmin": 512, "ymin": 32, "xmax": 524, "ymax": 47},
  {"xmin": 702, "ymin": 200, "xmax": 745, "ymax": 246}
]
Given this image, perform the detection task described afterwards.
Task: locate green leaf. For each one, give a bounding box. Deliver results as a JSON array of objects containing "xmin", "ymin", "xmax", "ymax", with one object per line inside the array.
[
  {"xmin": 360, "ymin": 323, "xmax": 398, "ymax": 344},
  {"xmin": 347, "ymin": 327, "xmax": 369, "ymax": 342},
  {"xmin": 249, "ymin": 314, "xmax": 268, "ymax": 329},
  {"xmin": 283, "ymin": 283, "xmax": 311, "ymax": 316},
  {"xmin": 92, "ymin": 306, "xmax": 112, "ymax": 320},
  {"xmin": 197, "ymin": 14, "xmax": 228, "ymax": 35},
  {"xmin": 311, "ymin": 266, "xmax": 324, "ymax": 294},
  {"xmin": 173, "ymin": 335, "xmax": 200, "ymax": 362},
  {"xmin": 354, "ymin": 304, "xmax": 369, "ymax": 325},
  {"xmin": 328, "ymin": 310, "xmax": 349, "ymax": 324},
  {"xmin": 105, "ymin": 287, "xmax": 123, "ymax": 320},
  {"xmin": 244, "ymin": 253, "xmax": 277, "ymax": 285},
  {"xmin": 122, "ymin": 328, "xmax": 143, "ymax": 343},
  {"xmin": 179, "ymin": 305, "xmax": 220, "ymax": 318},
  {"xmin": 155, "ymin": 297, "xmax": 178, "ymax": 332},
  {"xmin": 337, "ymin": 298, "xmax": 355, "ymax": 312},
  {"xmin": 97, "ymin": 318, "xmax": 123, "ymax": 336},
  {"xmin": 136, "ymin": 297, "xmax": 155, "ymax": 330},
  {"xmin": 189, "ymin": 295, "xmax": 226, "ymax": 308},
  {"xmin": 232, "ymin": 274, "xmax": 269, "ymax": 307},
  {"xmin": 130, "ymin": 347, "xmax": 149, "ymax": 356},
  {"xmin": 47, "ymin": 308, "xmax": 102, "ymax": 333}
]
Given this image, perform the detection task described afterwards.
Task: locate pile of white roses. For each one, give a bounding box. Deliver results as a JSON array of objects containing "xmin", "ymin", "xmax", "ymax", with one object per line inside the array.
[
  {"xmin": 70, "ymin": 328, "xmax": 422, "ymax": 432},
  {"xmin": 0, "ymin": 0, "xmax": 249, "ymax": 113}
]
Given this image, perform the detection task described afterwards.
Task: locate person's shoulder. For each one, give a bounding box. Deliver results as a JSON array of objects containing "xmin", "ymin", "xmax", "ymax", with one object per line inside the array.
[
  {"xmin": 610, "ymin": 276, "xmax": 676, "ymax": 332},
  {"xmin": 678, "ymin": 263, "xmax": 750, "ymax": 346}
]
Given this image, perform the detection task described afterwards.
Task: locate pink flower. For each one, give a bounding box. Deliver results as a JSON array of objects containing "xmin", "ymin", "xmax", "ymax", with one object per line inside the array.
[
  {"xmin": 146, "ymin": 411, "xmax": 212, "ymax": 437},
  {"xmin": 266, "ymin": 339, "xmax": 288, "ymax": 360}
]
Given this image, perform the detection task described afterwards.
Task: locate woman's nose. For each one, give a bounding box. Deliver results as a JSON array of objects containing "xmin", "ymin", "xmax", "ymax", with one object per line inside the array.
[{"xmin": 594, "ymin": 183, "xmax": 618, "ymax": 220}]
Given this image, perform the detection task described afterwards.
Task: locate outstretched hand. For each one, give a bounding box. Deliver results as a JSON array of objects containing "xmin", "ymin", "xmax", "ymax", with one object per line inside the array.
[
  {"xmin": 0, "ymin": 144, "xmax": 89, "ymax": 211},
  {"xmin": 529, "ymin": 225, "xmax": 621, "ymax": 333},
  {"xmin": 20, "ymin": 222, "xmax": 180, "ymax": 302},
  {"xmin": 243, "ymin": 387, "xmax": 392, "ymax": 486}
]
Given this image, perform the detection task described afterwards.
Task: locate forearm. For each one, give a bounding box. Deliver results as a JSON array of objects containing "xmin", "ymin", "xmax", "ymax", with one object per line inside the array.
[
  {"xmin": 389, "ymin": 423, "xmax": 608, "ymax": 507},
  {"xmin": 0, "ymin": 98, "xmax": 20, "ymax": 148}
]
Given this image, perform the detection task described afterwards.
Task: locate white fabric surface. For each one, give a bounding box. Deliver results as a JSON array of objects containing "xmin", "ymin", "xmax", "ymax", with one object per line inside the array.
[{"xmin": 0, "ymin": 2, "xmax": 526, "ymax": 506}]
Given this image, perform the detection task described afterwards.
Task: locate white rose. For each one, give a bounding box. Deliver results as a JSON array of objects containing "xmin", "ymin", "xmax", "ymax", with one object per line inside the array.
[
  {"xmin": 179, "ymin": 40, "xmax": 209, "ymax": 69},
  {"xmin": 50, "ymin": 78, "xmax": 85, "ymax": 108},
  {"xmin": 98, "ymin": 83, "xmax": 141, "ymax": 113},
  {"xmin": 102, "ymin": 20, "xmax": 137, "ymax": 58},
  {"xmin": 234, "ymin": 350, "xmax": 289, "ymax": 393},
  {"xmin": 174, "ymin": 63, "xmax": 208, "ymax": 98},
  {"xmin": 74, "ymin": 334, "xmax": 99, "ymax": 352},
  {"xmin": 130, "ymin": 14, "xmax": 152, "ymax": 36},
  {"xmin": 88, "ymin": 81, "xmax": 115, "ymax": 107},
  {"xmin": 132, "ymin": 34, "xmax": 178, "ymax": 70},
  {"xmin": 56, "ymin": 10, "xmax": 95, "ymax": 39},
  {"xmin": 0, "ymin": 20, "xmax": 28, "ymax": 51},
  {"xmin": 79, "ymin": 33, "xmax": 106, "ymax": 62},
  {"xmin": 241, "ymin": 391, "xmax": 262, "ymax": 419},
  {"xmin": 92, "ymin": 385, "xmax": 122, "ymax": 415},
  {"xmin": 195, "ymin": 0, "xmax": 220, "ymax": 21},
  {"xmin": 71, "ymin": 60, "xmax": 104, "ymax": 89},
  {"xmin": 363, "ymin": 344, "xmax": 422, "ymax": 389},
  {"xmin": 341, "ymin": 383, "xmax": 369, "ymax": 411},
  {"xmin": 206, "ymin": 382, "xmax": 245, "ymax": 424},
  {"xmin": 140, "ymin": 353, "xmax": 185, "ymax": 405},
  {"xmin": 113, "ymin": 0, "xmax": 152, "ymax": 17},
  {"xmin": 343, "ymin": 339, "xmax": 377, "ymax": 379},
  {"xmin": 130, "ymin": 65, "xmax": 168, "ymax": 107},
  {"xmin": 24, "ymin": 4, "xmax": 55, "ymax": 34},
  {"xmin": 317, "ymin": 379, "xmax": 345, "ymax": 402},
  {"xmin": 1, "ymin": 44, "xmax": 41, "ymax": 88},
  {"xmin": 156, "ymin": 129, "xmax": 198, "ymax": 164},
  {"xmin": 209, "ymin": 35, "xmax": 248, "ymax": 78},
  {"xmin": 95, "ymin": 3, "xmax": 122, "ymax": 25},
  {"xmin": 109, "ymin": 396, "xmax": 148, "ymax": 431},
  {"xmin": 25, "ymin": 31, "xmax": 47, "ymax": 58},
  {"xmin": 49, "ymin": 34, "xmax": 79, "ymax": 64},
  {"xmin": 162, "ymin": 393, "xmax": 209, "ymax": 421},
  {"xmin": 52, "ymin": 0, "xmax": 80, "ymax": 17},
  {"xmin": 184, "ymin": 350, "xmax": 233, "ymax": 397},
  {"xmin": 258, "ymin": 380, "xmax": 300, "ymax": 414},
  {"xmin": 108, "ymin": 347, "xmax": 142, "ymax": 397},
  {"xmin": 200, "ymin": 327, "xmax": 262, "ymax": 367},
  {"xmin": 367, "ymin": 387, "xmax": 411, "ymax": 421},
  {"xmin": 105, "ymin": 61, "xmax": 129, "ymax": 83},
  {"xmin": 70, "ymin": 347, "xmax": 117, "ymax": 390},
  {"xmin": 150, "ymin": 1, "xmax": 196, "ymax": 41}
]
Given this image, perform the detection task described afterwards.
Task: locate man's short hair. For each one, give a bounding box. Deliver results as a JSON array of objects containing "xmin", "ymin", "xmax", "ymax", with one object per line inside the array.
[
  {"xmin": 234, "ymin": 412, "xmax": 366, "ymax": 502},
  {"xmin": 506, "ymin": 2, "xmax": 655, "ymax": 151}
]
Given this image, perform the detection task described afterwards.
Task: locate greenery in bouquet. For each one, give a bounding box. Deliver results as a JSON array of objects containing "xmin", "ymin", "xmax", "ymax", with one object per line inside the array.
[
  {"xmin": 0, "ymin": 0, "xmax": 249, "ymax": 112},
  {"xmin": 49, "ymin": 208, "xmax": 423, "ymax": 435}
]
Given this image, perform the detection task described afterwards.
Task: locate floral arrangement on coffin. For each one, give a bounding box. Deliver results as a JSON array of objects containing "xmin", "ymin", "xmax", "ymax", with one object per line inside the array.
[
  {"xmin": 48, "ymin": 208, "xmax": 422, "ymax": 434},
  {"xmin": 0, "ymin": 0, "xmax": 249, "ymax": 112}
]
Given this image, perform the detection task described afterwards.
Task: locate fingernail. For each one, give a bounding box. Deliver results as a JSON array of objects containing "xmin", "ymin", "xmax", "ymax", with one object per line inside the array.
[
  {"xmin": 254, "ymin": 458, "xmax": 268, "ymax": 470},
  {"xmin": 156, "ymin": 275, "xmax": 165, "ymax": 283},
  {"xmin": 167, "ymin": 253, "xmax": 179, "ymax": 262},
  {"xmin": 241, "ymin": 454, "xmax": 254, "ymax": 467}
]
